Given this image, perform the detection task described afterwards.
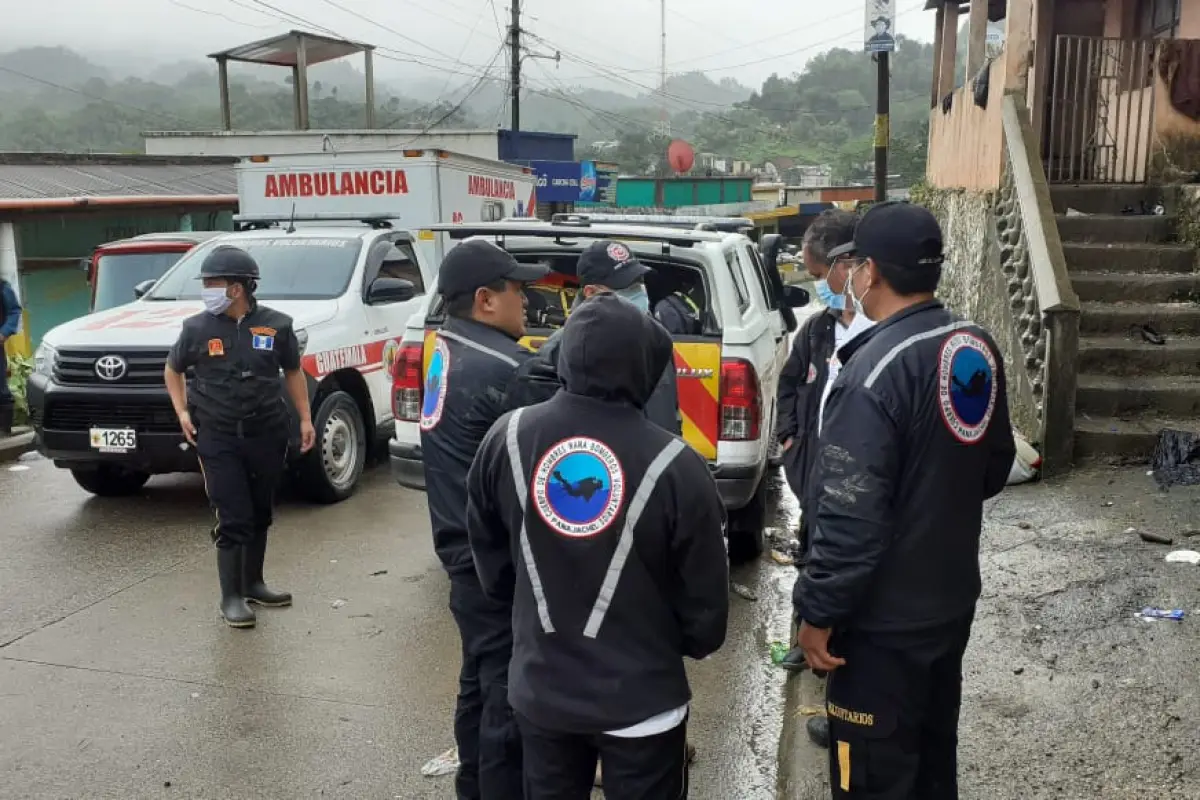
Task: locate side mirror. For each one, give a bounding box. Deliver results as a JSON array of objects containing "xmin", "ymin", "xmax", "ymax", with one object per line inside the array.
[
  {"xmin": 367, "ymin": 277, "xmax": 416, "ymax": 305},
  {"xmin": 781, "ymin": 284, "xmax": 810, "ymax": 308},
  {"xmin": 759, "ymin": 233, "xmax": 784, "ymax": 267},
  {"xmin": 133, "ymin": 279, "xmax": 157, "ymax": 299}
]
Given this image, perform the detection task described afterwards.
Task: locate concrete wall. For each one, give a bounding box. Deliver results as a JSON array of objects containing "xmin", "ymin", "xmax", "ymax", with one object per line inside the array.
[
  {"xmin": 144, "ymin": 130, "xmax": 502, "ymax": 160},
  {"xmin": 918, "ymin": 187, "xmax": 1041, "ymax": 441}
]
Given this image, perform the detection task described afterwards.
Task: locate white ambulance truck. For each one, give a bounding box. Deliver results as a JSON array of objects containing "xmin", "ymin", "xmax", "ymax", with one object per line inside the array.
[{"xmin": 26, "ymin": 149, "xmax": 537, "ymax": 503}]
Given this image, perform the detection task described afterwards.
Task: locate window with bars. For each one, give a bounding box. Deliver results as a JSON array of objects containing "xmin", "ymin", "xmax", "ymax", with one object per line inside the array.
[{"xmin": 1137, "ymin": 0, "xmax": 1181, "ymax": 38}]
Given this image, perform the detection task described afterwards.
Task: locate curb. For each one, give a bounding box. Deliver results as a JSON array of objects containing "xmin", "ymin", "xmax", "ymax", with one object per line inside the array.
[
  {"xmin": 0, "ymin": 430, "xmax": 36, "ymax": 465},
  {"xmin": 776, "ymin": 668, "xmax": 830, "ymax": 799}
]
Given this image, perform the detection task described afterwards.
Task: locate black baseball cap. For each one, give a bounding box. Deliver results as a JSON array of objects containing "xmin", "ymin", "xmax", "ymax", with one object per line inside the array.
[
  {"xmin": 577, "ymin": 240, "xmax": 652, "ymax": 290},
  {"xmin": 437, "ymin": 239, "xmax": 548, "ymax": 298},
  {"xmin": 827, "ymin": 201, "xmax": 945, "ymax": 270}
]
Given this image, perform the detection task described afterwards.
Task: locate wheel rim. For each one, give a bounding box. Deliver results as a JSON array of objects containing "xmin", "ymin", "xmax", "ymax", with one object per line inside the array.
[{"xmin": 321, "ymin": 408, "xmax": 360, "ymax": 490}]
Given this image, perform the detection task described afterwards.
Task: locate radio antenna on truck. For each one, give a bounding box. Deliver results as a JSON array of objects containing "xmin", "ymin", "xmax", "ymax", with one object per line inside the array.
[{"xmin": 286, "ymin": 202, "xmax": 297, "ymax": 234}]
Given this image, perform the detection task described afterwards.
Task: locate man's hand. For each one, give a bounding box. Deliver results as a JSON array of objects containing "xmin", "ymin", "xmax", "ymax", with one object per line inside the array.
[
  {"xmin": 299, "ymin": 418, "xmax": 316, "ymax": 453},
  {"xmin": 782, "ymin": 437, "xmax": 794, "ymax": 452},
  {"xmin": 177, "ymin": 410, "xmax": 197, "ymax": 446},
  {"xmin": 796, "ymin": 621, "xmax": 846, "ymax": 673}
]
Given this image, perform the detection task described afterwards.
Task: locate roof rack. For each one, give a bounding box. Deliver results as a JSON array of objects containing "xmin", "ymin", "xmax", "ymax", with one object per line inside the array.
[
  {"xmin": 550, "ymin": 212, "xmax": 753, "ymax": 233},
  {"xmin": 429, "ymin": 221, "xmax": 707, "ymax": 249},
  {"xmin": 232, "ymin": 212, "xmax": 400, "ymax": 231}
]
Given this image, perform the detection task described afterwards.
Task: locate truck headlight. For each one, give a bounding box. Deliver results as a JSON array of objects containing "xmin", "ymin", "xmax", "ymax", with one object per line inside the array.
[
  {"xmin": 33, "ymin": 342, "xmax": 56, "ymax": 376},
  {"xmin": 295, "ymin": 328, "xmax": 309, "ymax": 356}
]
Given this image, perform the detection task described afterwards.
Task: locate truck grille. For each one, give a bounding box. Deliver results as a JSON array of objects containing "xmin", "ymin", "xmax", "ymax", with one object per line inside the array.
[
  {"xmin": 53, "ymin": 348, "xmax": 171, "ymax": 386},
  {"xmin": 44, "ymin": 398, "xmax": 180, "ymax": 433}
]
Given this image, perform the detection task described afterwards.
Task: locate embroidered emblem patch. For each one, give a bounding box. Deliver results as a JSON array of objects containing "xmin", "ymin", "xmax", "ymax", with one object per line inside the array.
[
  {"xmin": 606, "ymin": 242, "xmax": 631, "ymax": 263},
  {"xmin": 251, "ymin": 333, "xmax": 275, "ymax": 351},
  {"xmin": 207, "ymin": 338, "xmax": 225, "ymax": 357},
  {"xmin": 249, "ymin": 326, "xmax": 277, "ymax": 337},
  {"xmin": 381, "ymin": 339, "xmax": 401, "ymax": 376},
  {"xmin": 532, "ymin": 437, "xmax": 625, "ymax": 538},
  {"xmin": 938, "ymin": 331, "xmax": 998, "ymax": 444},
  {"xmin": 419, "ymin": 336, "xmax": 451, "ymax": 432}
]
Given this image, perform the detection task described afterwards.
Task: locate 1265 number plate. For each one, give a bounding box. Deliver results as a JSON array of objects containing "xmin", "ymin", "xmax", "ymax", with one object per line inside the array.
[{"xmin": 89, "ymin": 428, "xmax": 137, "ymax": 453}]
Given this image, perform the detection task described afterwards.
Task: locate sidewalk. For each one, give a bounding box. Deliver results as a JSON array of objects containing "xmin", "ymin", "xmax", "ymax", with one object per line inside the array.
[
  {"xmin": 777, "ymin": 466, "xmax": 1200, "ymax": 799},
  {"xmin": 0, "ymin": 426, "xmax": 34, "ymax": 464}
]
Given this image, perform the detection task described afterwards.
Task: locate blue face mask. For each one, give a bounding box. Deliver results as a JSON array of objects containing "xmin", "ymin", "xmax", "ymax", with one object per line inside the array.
[
  {"xmin": 615, "ymin": 285, "xmax": 651, "ymax": 314},
  {"xmin": 815, "ymin": 279, "xmax": 845, "ymax": 311}
]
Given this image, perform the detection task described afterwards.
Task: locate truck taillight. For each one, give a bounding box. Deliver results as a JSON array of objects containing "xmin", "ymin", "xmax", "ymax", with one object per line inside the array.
[
  {"xmin": 719, "ymin": 358, "xmax": 760, "ymax": 441},
  {"xmin": 392, "ymin": 343, "xmax": 424, "ymax": 422}
]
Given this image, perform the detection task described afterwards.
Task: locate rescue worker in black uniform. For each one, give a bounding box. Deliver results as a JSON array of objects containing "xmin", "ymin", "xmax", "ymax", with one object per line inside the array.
[
  {"xmin": 467, "ymin": 293, "xmax": 729, "ymax": 800},
  {"xmin": 164, "ymin": 245, "xmax": 316, "ymax": 629},
  {"xmin": 419, "ymin": 238, "xmax": 548, "ymax": 800},
  {"xmin": 794, "ymin": 203, "xmax": 1016, "ymax": 798},
  {"xmin": 505, "ymin": 240, "xmax": 682, "ymax": 435}
]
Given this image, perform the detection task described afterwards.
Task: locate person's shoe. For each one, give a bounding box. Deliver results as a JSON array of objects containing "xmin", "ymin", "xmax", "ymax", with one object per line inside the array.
[
  {"xmin": 242, "ymin": 532, "xmax": 292, "ymax": 607},
  {"xmin": 779, "ymin": 646, "xmax": 810, "ymax": 673},
  {"xmin": 217, "ymin": 547, "xmax": 256, "ymax": 628},
  {"xmin": 0, "ymin": 403, "xmax": 13, "ymax": 437},
  {"xmin": 806, "ymin": 716, "xmax": 830, "ymax": 749}
]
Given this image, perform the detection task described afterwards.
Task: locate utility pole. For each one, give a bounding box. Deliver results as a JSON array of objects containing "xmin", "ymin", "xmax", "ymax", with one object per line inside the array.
[
  {"xmin": 510, "ymin": 1, "xmax": 521, "ymax": 133},
  {"xmin": 659, "ymin": 0, "xmax": 668, "ymax": 138},
  {"xmin": 874, "ymin": 50, "xmax": 889, "ymax": 203}
]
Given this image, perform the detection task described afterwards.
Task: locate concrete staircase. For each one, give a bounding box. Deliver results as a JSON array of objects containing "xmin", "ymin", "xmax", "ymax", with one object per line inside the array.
[{"xmin": 1050, "ymin": 185, "xmax": 1200, "ymax": 461}]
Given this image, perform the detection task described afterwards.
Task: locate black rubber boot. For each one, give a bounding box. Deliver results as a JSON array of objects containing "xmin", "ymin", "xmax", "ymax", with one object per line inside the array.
[
  {"xmin": 780, "ymin": 646, "xmax": 810, "ymax": 673},
  {"xmin": 243, "ymin": 531, "xmax": 291, "ymax": 607},
  {"xmin": 806, "ymin": 716, "xmax": 830, "ymax": 749},
  {"xmin": 217, "ymin": 547, "xmax": 256, "ymax": 628},
  {"xmin": 0, "ymin": 403, "xmax": 13, "ymax": 437}
]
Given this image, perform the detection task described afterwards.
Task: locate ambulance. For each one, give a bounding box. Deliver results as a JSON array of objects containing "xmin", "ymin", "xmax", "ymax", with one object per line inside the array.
[{"xmin": 26, "ymin": 149, "xmax": 537, "ymax": 504}]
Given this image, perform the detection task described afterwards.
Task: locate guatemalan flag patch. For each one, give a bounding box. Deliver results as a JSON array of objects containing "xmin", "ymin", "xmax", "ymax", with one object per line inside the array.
[{"xmin": 251, "ymin": 333, "xmax": 275, "ymax": 351}]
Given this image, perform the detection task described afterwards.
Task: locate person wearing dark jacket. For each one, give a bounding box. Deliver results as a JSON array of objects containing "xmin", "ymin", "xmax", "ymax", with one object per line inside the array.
[
  {"xmin": 420, "ymin": 239, "xmax": 549, "ymax": 800},
  {"xmin": 467, "ymin": 293, "xmax": 729, "ymax": 800},
  {"xmin": 794, "ymin": 202, "xmax": 1016, "ymax": 799},
  {"xmin": 503, "ymin": 240, "xmax": 682, "ymax": 435},
  {"xmin": 0, "ymin": 276, "xmax": 21, "ymax": 436}
]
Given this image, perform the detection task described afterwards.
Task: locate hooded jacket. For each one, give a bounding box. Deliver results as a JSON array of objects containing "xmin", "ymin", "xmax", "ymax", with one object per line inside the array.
[
  {"xmin": 501, "ymin": 294, "xmax": 683, "ymax": 435},
  {"xmin": 795, "ymin": 300, "xmax": 1016, "ymax": 632},
  {"xmin": 420, "ymin": 316, "xmax": 532, "ymax": 576},
  {"xmin": 776, "ymin": 308, "xmax": 840, "ymax": 505},
  {"xmin": 467, "ymin": 293, "xmax": 729, "ymax": 734}
]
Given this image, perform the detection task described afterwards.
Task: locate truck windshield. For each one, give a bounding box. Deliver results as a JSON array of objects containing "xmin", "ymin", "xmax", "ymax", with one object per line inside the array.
[
  {"xmin": 145, "ymin": 237, "xmax": 363, "ymax": 301},
  {"xmin": 93, "ymin": 251, "xmax": 188, "ymax": 312}
]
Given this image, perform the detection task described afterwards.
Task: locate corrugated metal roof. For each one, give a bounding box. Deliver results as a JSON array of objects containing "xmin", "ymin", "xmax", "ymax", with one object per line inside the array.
[
  {"xmin": 209, "ymin": 30, "xmax": 372, "ymax": 67},
  {"xmin": 0, "ymin": 162, "xmax": 236, "ymax": 200}
]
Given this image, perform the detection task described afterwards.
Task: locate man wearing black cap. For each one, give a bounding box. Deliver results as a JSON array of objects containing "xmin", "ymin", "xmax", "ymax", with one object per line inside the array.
[
  {"xmin": 506, "ymin": 239, "xmax": 681, "ymax": 436},
  {"xmin": 793, "ymin": 202, "xmax": 1015, "ymax": 798},
  {"xmin": 420, "ymin": 238, "xmax": 548, "ymax": 800}
]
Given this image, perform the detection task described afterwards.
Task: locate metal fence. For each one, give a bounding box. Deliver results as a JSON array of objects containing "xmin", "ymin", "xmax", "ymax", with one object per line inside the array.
[{"xmin": 1046, "ymin": 36, "xmax": 1158, "ymax": 183}]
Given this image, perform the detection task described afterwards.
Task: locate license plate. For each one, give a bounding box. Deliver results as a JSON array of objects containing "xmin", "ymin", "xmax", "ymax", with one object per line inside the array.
[{"xmin": 89, "ymin": 428, "xmax": 137, "ymax": 453}]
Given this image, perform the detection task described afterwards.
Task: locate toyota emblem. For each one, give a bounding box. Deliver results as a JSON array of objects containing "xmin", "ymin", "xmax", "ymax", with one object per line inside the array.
[{"xmin": 95, "ymin": 355, "xmax": 128, "ymax": 381}]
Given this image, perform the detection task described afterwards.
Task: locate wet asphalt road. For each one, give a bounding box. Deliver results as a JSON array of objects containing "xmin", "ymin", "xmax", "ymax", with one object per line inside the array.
[{"xmin": 0, "ymin": 453, "xmax": 801, "ymax": 800}]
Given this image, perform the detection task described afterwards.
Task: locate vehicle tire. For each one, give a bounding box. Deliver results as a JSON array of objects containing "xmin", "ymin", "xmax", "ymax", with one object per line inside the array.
[
  {"xmin": 69, "ymin": 464, "xmax": 150, "ymax": 497},
  {"xmin": 727, "ymin": 474, "xmax": 767, "ymax": 563},
  {"xmin": 296, "ymin": 390, "xmax": 367, "ymax": 504}
]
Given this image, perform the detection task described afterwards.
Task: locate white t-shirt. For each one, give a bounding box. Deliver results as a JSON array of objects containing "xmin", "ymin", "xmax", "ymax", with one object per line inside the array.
[
  {"xmin": 606, "ymin": 703, "xmax": 688, "ymax": 738},
  {"xmin": 817, "ymin": 314, "xmax": 875, "ymax": 435}
]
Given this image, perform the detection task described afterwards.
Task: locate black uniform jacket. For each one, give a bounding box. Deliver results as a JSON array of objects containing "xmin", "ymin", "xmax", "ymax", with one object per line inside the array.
[
  {"xmin": 420, "ymin": 316, "xmax": 532, "ymax": 576},
  {"xmin": 795, "ymin": 300, "xmax": 1017, "ymax": 633},
  {"xmin": 776, "ymin": 308, "xmax": 840, "ymax": 503},
  {"xmin": 167, "ymin": 303, "xmax": 300, "ymax": 434},
  {"xmin": 467, "ymin": 294, "xmax": 729, "ymax": 734}
]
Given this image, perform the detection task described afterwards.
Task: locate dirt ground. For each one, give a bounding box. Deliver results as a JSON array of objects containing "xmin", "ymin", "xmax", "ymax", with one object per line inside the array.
[{"xmin": 778, "ymin": 465, "xmax": 1200, "ymax": 799}]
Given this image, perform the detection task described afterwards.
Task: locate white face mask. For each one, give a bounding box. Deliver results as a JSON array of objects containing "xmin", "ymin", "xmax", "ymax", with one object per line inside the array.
[
  {"xmin": 846, "ymin": 264, "xmax": 874, "ymax": 321},
  {"xmin": 201, "ymin": 286, "xmax": 232, "ymax": 316}
]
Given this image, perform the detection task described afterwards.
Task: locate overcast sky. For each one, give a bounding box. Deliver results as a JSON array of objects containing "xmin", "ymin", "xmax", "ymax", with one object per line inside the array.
[{"xmin": 2, "ymin": 0, "xmax": 934, "ymax": 91}]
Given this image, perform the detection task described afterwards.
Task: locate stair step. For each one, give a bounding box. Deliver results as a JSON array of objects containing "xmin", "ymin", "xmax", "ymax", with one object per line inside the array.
[
  {"xmin": 1075, "ymin": 415, "xmax": 1200, "ymax": 461},
  {"xmin": 1056, "ymin": 213, "xmax": 1175, "ymax": 244},
  {"xmin": 1076, "ymin": 374, "xmax": 1200, "ymax": 417},
  {"xmin": 1078, "ymin": 335, "xmax": 1200, "ymax": 376},
  {"xmin": 1079, "ymin": 301, "xmax": 1200, "ymax": 334},
  {"xmin": 1050, "ymin": 184, "xmax": 1166, "ymax": 215},
  {"xmin": 1063, "ymin": 242, "xmax": 1196, "ymax": 274},
  {"xmin": 1071, "ymin": 273, "xmax": 1200, "ymax": 303}
]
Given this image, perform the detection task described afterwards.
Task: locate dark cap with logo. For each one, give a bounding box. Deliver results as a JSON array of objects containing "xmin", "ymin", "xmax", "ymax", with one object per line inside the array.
[
  {"xmin": 827, "ymin": 201, "xmax": 945, "ymax": 271},
  {"xmin": 437, "ymin": 239, "xmax": 549, "ymax": 298},
  {"xmin": 577, "ymin": 240, "xmax": 652, "ymax": 290}
]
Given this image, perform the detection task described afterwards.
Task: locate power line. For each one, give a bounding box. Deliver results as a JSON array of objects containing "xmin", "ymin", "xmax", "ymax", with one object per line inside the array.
[{"xmin": 166, "ymin": 0, "xmax": 275, "ymax": 27}]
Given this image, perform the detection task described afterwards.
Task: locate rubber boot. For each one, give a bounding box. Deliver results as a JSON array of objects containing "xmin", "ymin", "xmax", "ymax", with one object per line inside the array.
[
  {"xmin": 0, "ymin": 403, "xmax": 13, "ymax": 437},
  {"xmin": 806, "ymin": 716, "xmax": 830, "ymax": 749},
  {"xmin": 217, "ymin": 547, "xmax": 256, "ymax": 628},
  {"xmin": 243, "ymin": 531, "xmax": 291, "ymax": 607}
]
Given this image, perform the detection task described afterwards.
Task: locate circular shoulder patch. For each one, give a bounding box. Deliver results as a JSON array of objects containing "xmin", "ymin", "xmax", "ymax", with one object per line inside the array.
[
  {"xmin": 606, "ymin": 242, "xmax": 631, "ymax": 263},
  {"xmin": 419, "ymin": 336, "xmax": 451, "ymax": 432},
  {"xmin": 532, "ymin": 437, "xmax": 626, "ymax": 538},
  {"xmin": 938, "ymin": 331, "xmax": 998, "ymax": 444}
]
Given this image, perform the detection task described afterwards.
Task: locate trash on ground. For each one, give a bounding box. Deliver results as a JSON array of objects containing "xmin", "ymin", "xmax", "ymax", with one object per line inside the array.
[
  {"xmin": 769, "ymin": 549, "xmax": 795, "ymax": 566},
  {"xmin": 1134, "ymin": 528, "xmax": 1174, "ymax": 545},
  {"xmin": 370, "ymin": 570, "xmax": 388, "ymax": 577},
  {"xmin": 769, "ymin": 640, "xmax": 789, "ymax": 665},
  {"xmin": 1101, "ymin": 501, "xmax": 1114, "ymax": 507},
  {"xmin": 7, "ymin": 464, "xmax": 29, "ymax": 472},
  {"xmin": 1006, "ymin": 434, "xmax": 1042, "ymax": 485},
  {"xmin": 1150, "ymin": 429, "xmax": 1200, "ymax": 489},
  {"xmin": 330, "ymin": 598, "xmax": 348, "ymax": 609},
  {"xmin": 1017, "ymin": 521, "xmax": 1034, "ymax": 530},
  {"xmin": 1136, "ymin": 607, "xmax": 1185, "ymax": 621},
  {"xmin": 730, "ymin": 582, "xmax": 758, "ymax": 601},
  {"xmin": 421, "ymin": 747, "xmax": 459, "ymax": 778},
  {"xmin": 1165, "ymin": 550, "xmax": 1200, "ymax": 565}
]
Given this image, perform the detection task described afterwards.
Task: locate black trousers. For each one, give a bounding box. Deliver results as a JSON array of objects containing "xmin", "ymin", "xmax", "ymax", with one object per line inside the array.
[
  {"xmin": 0, "ymin": 347, "xmax": 11, "ymax": 405},
  {"xmin": 517, "ymin": 711, "xmax": 689, "ymax": 800},
  {"xmin": 448, "ymin": 572, "xmax": 523, "ymax": 800},
  {"xmin": 196, "ymin": 427, "xmax": 288, "ymax": 549},
  {"xmin": 824, "ymin": 613, "xmax": 975, "ymax": 800}
]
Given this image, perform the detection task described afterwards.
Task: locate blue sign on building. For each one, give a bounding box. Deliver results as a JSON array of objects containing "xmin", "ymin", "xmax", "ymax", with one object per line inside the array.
[{"xmin": 529, "ymin": 160, "xmax": 610, "ymax": 203}]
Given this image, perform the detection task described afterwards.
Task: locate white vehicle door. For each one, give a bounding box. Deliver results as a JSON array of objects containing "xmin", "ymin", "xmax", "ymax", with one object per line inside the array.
[
  {"xmin": 359, "ymin": 235, "xmax": 430, "ymax": 424},
  {"xmin": 740, "ymin": 242, "xmax": 789, "ymax": 376},
  {"xmin": 728, "ymin": 245, "xmax": 783, "ymax": 447}
]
